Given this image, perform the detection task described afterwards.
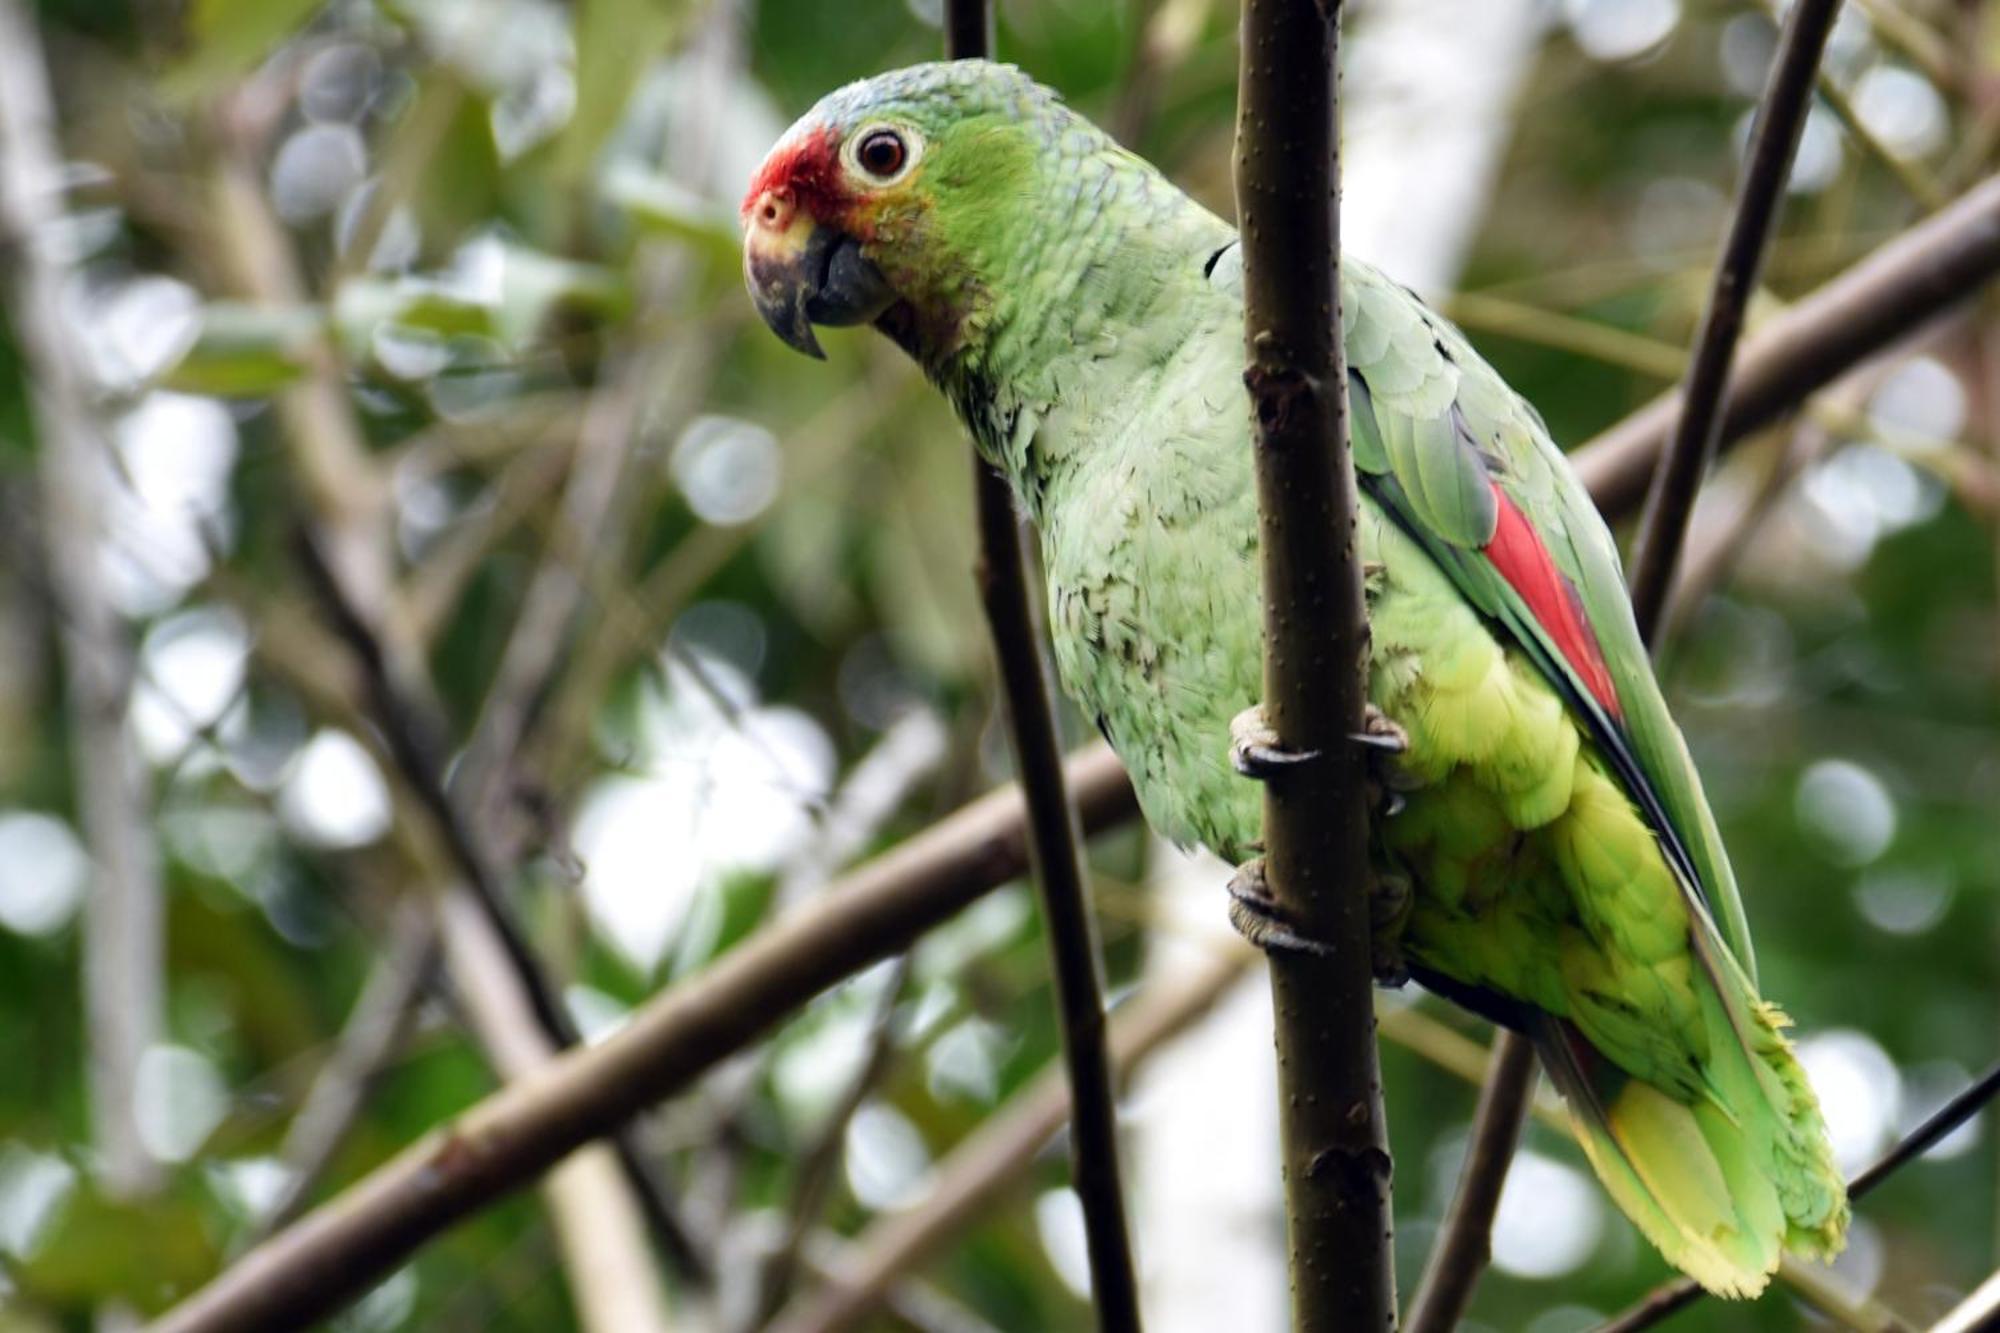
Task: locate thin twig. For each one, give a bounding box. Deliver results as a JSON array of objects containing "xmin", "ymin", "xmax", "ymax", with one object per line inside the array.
[
  {"xmin": 1401, "ymin": 1035, "xmax": 1535, "ymax": 1333},
  {"xmin": 800, "ymin": 1235, "xmax": 1008, "ymax": 1333},
  {"xmin": 756, "ymin": 954, "xmax": 914, "ymax": 1325},
  {"xmin": 146, "ymin": 745, "xmax": 1138, "ymax": 1333},
  {"xmin": 293, "ymin": 530, "xmax": 710, "ymax": 1283},
  {"xmin": 768, "ymin": 947, "xmax": 1253, "ymax": 1333},
  {"xmin": 1594, "ymin": 1057, "xmax": 2000, "ymax": 1332},
  {"xmin": 1626, "ymin": 0, "xmax": 1841, "ymax": 636},
  {"xmin": 1572, "ymin": 175, "xmax": 2000, "ymax": 520},
  {"xmin": 0, "ymin": 0, "xmax": 166, "ymax": 1202},
  {"xmin": 248, "ymin": 902, "xmax": 440, "ymax": 1240},
  {"xmin": 945, "ymin": 4, "xmax": 1143, "ymax": 1329},
  {"xmin": 1235, "ymin": 2, "xmax": 1396, "ymax": 1328}
]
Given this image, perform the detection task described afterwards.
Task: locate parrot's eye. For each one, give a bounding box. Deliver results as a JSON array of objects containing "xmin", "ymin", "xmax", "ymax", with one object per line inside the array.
[{"xmin": 854, "ymin": 128, "xmax": 909, "ymax": 181}]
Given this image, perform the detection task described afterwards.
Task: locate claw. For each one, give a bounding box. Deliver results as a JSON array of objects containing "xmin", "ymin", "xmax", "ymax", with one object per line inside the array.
[
  {"xmin": 1351, "ymin": 704, "xmax": 1409, "ymax": 755},
  {"xmin": 1226, "ymin": 859, "xmax": 1337, "ymax": 960},
  {"xmin": 1230, "ymin": 706, "xmax": 1321, "ymax": 780},
  {"xmin": 1369, "ymin": 872, "xmax": 1412, "ymax": 987},
  {"xmin": 1226, "ymin": 859, "xmax": 1412, "ymax": 985}
]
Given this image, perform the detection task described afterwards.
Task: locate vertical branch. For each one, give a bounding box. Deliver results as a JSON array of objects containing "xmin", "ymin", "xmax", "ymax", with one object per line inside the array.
[
  {"xmin": 945, "ymin": 3, "xmax": 1144, "ymax": 1330},
  {"xmin": 0, "ymin": 0, "xmax": 166, "ymax": 1202},
  {"xmin": 1625, "ymin": 0, "xmax": 1843, "ymax": 636},
  {"xmin": 1400, "ymin": 1036, "xmax": 1533, "ymax": 1333},
  {"xmin": 1234, "ymin": 2, "xmax": 1395, "ymax": 1329}
]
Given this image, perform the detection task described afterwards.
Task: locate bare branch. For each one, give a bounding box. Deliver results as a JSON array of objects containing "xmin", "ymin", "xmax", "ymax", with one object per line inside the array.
[
  {"xmin": 294, "ymin": 530, "xmax": 710, "ymax": 1283},
  {"xmin": 249, "ymin": 902, "xmax": 439, "ymax": 1240},
  {"xmin": 0, "ymin": 0, "xmax": 165, "ymax": 1201},
  {"xmin": 1573, "ymin": 174, "xmax": 2000, "ymax": 517},
  {"xmin": 1625, "ymin": 0, "xmax": 1840, "ymax": 636},
  {"xmin": 146, "ymin": 745, "xmax": 1138, "ymax": 1333},
  {"xmin": 755, "ymin": 955, "xmax": 913, "ymax": 1325},
  {"xmin": 947, "ymin": 4, "xmax": 1143, "ymax": 1328},
  {"xmin": 1234, "ymin": 2, "xmax": 1395, "ymax": 1327},
  {"xmin": 1401, "ymin": 1036, "xmax": 1535, "ymax": 1333},
  {"xmin": 769, "ymin": 946, "xmax": 1253, "ymax": 1333}
]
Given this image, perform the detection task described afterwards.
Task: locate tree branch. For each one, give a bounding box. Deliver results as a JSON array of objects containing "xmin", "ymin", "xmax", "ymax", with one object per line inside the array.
[
  {"xmin": 768, "ymin": 946, "xmax": 1252, "ymax": 1333},
  {"xmin": 146, "ymin": 745, "xmax": 1138, "ymax": 1333},
  {"xmin": 1572, "ymin": 174, "xmax": 2000, "ymax": 517},
  {"xmin": 293, "ymin": 530, "xmax": 710, "ymax": 1283},
  {"xmin": 248, "ymin": 901, "xmax": 439, "ymax": 1240},
  {"xmin": 1401, "ymin": 1036, "xmax": 1535, "ymax": 1333},
  {"xmin": 1624, "ymin": 0, "xmax": 1839, "ymax": 635},
  {"xmin": 947, "ymin": 4, "xmax": 1143, "ymax": 1328},
  {"xmin": 0, "ymin": 0, "xmax": 166, "ymax": 1202},
  {"xmin": 1235, "ymin": 2, "xmax": 1395, "ymax": 1327},
  {"xmin": 439, "ymin": 891, "xmax": 676, "ymax": 1333}
]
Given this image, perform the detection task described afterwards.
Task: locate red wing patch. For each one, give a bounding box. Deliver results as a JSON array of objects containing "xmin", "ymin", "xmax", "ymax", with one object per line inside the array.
[{"xmin": 1481, "ymin": 482, "xmax": 1624, "ymax": 721}]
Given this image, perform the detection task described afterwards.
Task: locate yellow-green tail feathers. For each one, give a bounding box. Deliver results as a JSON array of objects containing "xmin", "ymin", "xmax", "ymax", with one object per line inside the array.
[{"xmin": 1532, "ymin": 967, "xmax": 1848, "ymax": 1298}]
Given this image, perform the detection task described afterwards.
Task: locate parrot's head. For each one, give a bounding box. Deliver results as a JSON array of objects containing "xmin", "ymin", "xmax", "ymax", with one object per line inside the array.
[{"xmin": 741, "ymin": 60, "xmax": 1091, "ymax": 368}]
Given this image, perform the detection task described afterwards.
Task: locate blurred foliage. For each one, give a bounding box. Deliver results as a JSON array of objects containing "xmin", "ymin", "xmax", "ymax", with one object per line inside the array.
[{"xmin": 0, "ymin": 0, "xmax": 1995, "ymax": 1330}]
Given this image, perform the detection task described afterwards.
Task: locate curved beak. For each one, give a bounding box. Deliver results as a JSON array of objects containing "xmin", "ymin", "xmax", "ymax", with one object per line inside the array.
[{"xmin": 743, "ymin": 190, "xmax": 894, "ymax": 361}]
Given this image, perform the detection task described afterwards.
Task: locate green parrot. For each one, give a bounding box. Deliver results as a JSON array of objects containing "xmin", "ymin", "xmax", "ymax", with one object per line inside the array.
[{"xmin": 741, "ymin": 60, "xmax": 1847, "ymax": 1295}]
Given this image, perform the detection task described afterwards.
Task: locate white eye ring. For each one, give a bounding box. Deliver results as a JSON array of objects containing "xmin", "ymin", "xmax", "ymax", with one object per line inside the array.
[{"xmin": 845, "ymin": 123, "xmax": 921, "ymax": 184}]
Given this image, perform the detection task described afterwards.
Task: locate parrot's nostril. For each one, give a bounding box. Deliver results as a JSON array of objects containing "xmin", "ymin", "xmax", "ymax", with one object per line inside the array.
[{"xmin": 753, "ymin": 190, "xmax": 791, "ymax": 230}]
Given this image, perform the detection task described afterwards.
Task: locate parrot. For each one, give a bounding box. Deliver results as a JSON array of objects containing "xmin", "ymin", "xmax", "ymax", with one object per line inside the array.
[{"xmin": 740, "ymin": 59, "xmax": 1847, "ymax": 1296}]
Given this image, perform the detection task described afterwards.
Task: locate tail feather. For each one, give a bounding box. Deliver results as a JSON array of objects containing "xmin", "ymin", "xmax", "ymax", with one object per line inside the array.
[{"xmin": 1530, "ymin": 969, "xmax": 1848, "ymax": 1298}]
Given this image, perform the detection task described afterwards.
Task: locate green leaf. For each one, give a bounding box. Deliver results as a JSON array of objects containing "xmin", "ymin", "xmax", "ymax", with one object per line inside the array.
[
  {"xmin": 157, "ymin": 303, "xmax": 324, "ymax": 398},
  {"xmin": 602, "ymin": 164, "xmax": 740, "ymax": 264},
  {"xmin": 165, "ymin": 0, "xmax": 323, "ymax": 100},
  {"xmin": 14, "ymin": 1178, "xmax": 220, "ymax": 1315},
  {"xmin": 332, "ymin": 241, "xmax": 624, "ymax": 361}
]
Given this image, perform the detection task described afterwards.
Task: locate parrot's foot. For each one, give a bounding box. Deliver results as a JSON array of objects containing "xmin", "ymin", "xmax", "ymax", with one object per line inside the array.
[
  {"xmin": 1229, "ymin": 703, "xmax": 1411, "ymax": 817},
  {"xmin": 1229, "ymin": 706, "xmax": 1319, "ymax": 779},
  {"xmin": 1226, "ymin": 859, "xmax": 1411, "ymax": 986}
]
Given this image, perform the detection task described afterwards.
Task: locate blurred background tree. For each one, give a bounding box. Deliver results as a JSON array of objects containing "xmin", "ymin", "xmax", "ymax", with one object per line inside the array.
[{"xmin": 0, "ymin": 0, "xmax": 1994, "ymax": 1330}]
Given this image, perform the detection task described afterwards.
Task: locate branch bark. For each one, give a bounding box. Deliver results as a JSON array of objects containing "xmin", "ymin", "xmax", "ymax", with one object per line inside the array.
[
  {"xmin": 146, "ymin": 745, "xmax": 1137, "ymax": 1333},
  {"xmin": 1624, "ymin": 0, "xmax": 1840, "ymax": 636},
  {"xmin": 1235, "ymin": 2, "xmax": 1395, "ymax": 1328},
  {"xmin": 947, "ymin": 3, "xmax": 1143, "ymax": 1328},
  {"xmin": 1572, "ymin": 174, "xmax": 2000, "ymax": 515},
  {"xmin": 0, "ymin": 0, "xmax": 166, "ymax": 1202}
]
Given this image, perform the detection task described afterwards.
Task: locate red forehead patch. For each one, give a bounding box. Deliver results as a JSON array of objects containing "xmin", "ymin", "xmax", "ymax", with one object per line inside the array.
[{"xmin": 743, "ymin": 124, "xmax": 846, "ymax": 221}]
